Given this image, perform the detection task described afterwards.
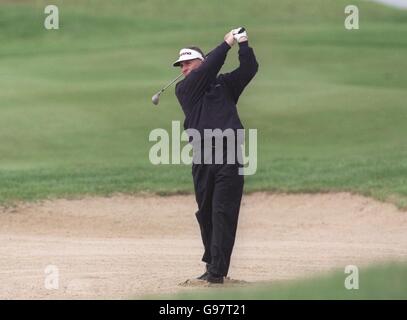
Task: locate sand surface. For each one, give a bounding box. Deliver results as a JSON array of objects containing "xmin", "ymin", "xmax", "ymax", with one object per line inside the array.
[{"xmin": 1, "ymin": 192, "xmax": 406, "ymax": 299}]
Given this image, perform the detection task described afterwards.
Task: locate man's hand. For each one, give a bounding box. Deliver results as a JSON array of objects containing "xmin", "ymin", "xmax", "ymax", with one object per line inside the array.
[
  {"xmin": 224, "ymin": 31, "xmax": 236, "ymax": 47},
  {"xmin": 232, "ymin": 27, "xmax": 248, "ymax": 43}
]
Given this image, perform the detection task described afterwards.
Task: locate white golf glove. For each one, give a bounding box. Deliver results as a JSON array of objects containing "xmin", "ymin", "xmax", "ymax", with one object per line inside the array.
[{"xmin": 232, "ymin": 27, "xmax": 247, "ymax": 42}]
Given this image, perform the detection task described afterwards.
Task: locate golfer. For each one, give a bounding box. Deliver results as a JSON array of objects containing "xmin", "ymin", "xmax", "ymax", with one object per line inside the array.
[{"xmin": 173, "ymin": 28, "xmax": 258, "ymax": 283}]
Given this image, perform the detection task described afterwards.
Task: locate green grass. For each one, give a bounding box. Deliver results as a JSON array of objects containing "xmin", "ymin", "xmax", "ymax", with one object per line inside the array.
[
  {"xmin": 1, "ymin": 0, "xmax": 407, "ymax": 207},
  {"xmin": 147, "ymin": 262, "xmax": 407, "ymax": 299}
]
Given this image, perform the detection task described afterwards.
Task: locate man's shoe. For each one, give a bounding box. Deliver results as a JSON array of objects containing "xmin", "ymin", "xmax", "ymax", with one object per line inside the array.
[
  {"xmin": 206, "ymin": 273, "xmax": 224, "ymax": 284},
  {"xmin": 197, "ymin": 264, "xmax": 211, "ymax": 280},
  {"xmin": 197, "ymin": 271, "xmax": 209, "ymax": 281}
]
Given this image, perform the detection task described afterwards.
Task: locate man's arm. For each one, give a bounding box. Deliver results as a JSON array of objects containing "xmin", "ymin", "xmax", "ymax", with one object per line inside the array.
[
  {"xmin": 222, "ymin": 39, "xmax": 259, "ymax": 103},
  {"xmin": 177, "ymin": 31, "xmax": 236, "ymax": 106},
  {"xmin": 177, "ymin": 42, "xmax": 230, "ymax": 106}
]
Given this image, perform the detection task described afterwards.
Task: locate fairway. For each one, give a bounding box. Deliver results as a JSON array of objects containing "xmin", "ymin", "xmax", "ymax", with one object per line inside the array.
[
  {"xmin": 1, "ymin": 0, "xmax": 407, "ymax": 300},
  {"xmin": 0, "ymin": 0, "xmax": 406, "ymax": 207}
]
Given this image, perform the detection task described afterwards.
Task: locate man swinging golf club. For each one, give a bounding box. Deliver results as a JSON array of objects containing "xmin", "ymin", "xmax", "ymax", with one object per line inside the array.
[{"xmin": 173, "ymin": 27, "xmax": 258, "ymax": 284}]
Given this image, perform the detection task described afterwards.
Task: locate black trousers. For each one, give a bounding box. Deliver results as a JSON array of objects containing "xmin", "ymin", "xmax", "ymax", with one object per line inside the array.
[{"xmin": 192, "ymin": 146, "xmax": 244, "ymax": 277}]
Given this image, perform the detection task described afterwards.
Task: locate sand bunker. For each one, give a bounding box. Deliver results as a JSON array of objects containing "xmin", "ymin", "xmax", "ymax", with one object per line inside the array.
[{"xmin": 0, "ymin": 192, "xmax": 406, "ymax": 299}]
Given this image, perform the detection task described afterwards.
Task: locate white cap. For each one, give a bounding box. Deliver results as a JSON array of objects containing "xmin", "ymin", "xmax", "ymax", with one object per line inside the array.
[{"xmin": 173, "ymin": 48, "xmax": 204, "ymax": 67}]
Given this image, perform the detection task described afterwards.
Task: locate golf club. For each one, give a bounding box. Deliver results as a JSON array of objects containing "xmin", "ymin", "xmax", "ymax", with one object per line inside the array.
[{"xmin": 151, "ymin": 73, "xmax": 183, "ymax": 105}]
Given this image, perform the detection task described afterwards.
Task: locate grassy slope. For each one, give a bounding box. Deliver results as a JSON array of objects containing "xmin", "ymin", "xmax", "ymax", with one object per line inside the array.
[
  {"xmin": 148, "ymin": 262, "xmax": 407, "ymax": 299},
  {"xmin": 0, "ymin": 0, "xmax": 407, "ymax": 206}
]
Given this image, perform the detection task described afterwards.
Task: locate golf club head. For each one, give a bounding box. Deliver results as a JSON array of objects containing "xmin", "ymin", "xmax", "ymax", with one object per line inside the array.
[{"xmin": 151, "ymin": 92, "xmax": 161, "ymax": 105}]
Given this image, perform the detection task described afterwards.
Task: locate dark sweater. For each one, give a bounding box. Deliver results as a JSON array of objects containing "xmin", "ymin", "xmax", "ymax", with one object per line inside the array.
[{"xmin": 175, "ymin": 41, "xmax": 258, "ymax": 139}]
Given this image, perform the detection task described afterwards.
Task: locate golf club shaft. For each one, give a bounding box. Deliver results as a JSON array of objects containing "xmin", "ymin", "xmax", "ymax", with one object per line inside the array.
[{"xmin": 161, "ymin": 73, "xmax": 183, "ymax": 92}]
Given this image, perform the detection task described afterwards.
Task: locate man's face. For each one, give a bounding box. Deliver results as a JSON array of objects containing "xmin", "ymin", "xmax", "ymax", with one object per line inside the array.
[{"xmin": 180, "ymin": 59, "xmax": 203, "ymax": 77}]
